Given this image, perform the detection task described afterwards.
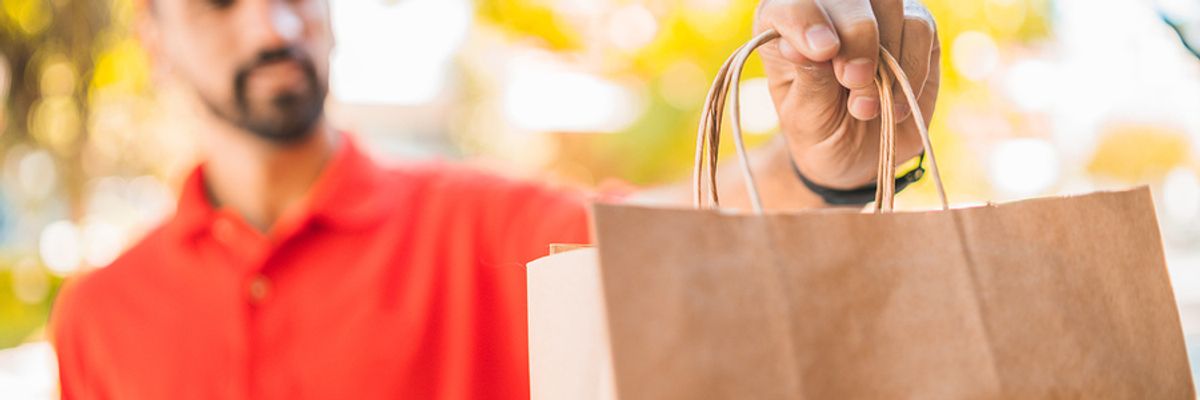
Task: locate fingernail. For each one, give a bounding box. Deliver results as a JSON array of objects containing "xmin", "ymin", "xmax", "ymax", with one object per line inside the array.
[
  {"xmin": 851, "ymin": 96, "xmax": 879, "ymax": 119},
  {"xmin": 842, "ymin": 58, "xmax": 874, "ymax": 88},
  {"xmin": 805, "ymin": 25, "xmax": 838, "ymax": 54}
]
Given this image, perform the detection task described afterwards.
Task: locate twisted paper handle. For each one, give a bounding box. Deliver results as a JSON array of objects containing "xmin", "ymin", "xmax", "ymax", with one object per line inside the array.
[{"xmin": 692, "ymin": 29, "xmax": 948, "ymax": 214}]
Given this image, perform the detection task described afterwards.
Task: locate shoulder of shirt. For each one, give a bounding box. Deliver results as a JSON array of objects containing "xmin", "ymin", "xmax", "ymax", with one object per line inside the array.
[
  {"xmin": 379, "ymin": 159, "xmax": 587, "ymax": 206},
  {"xmin": 51, "ymin": 224, "xmax": 173, "ymax": 332}
]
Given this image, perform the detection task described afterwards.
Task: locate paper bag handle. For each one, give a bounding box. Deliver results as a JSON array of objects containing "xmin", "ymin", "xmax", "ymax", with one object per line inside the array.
[{"xmin": 692, "ymin": 29, "xmax": 948, "ymax": 214}]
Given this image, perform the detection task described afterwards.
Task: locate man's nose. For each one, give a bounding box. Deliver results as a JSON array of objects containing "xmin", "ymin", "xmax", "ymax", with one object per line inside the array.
[{"xmin": 244, "ymin": 0, "xmax": 303, "ymax": 48}]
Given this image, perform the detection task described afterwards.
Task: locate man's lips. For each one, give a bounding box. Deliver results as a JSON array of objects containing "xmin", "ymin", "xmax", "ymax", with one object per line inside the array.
[{"xmin": 244, "ymin": 59, "xmax": 308, "ymax": 94}]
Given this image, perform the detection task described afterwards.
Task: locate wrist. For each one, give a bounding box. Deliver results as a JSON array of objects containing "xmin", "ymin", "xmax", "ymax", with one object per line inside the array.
[{"xmin": 789, "ymin": 151, "xmax": 926, "ymax": 207}]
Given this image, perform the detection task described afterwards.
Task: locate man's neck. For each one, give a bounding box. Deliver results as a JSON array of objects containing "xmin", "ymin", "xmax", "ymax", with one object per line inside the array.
[{"xmin": 200, "ymin": 122, "xmax": 339, "ymax": 233}]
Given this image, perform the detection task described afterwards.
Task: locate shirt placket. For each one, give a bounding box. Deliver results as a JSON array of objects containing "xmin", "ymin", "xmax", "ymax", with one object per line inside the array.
[
  {"xmin": 210, "ymin": 215, "xmax": 276, "ymax": 296},
  {"xmin": 209, "ymin": 212, "xmax": 280, "ymax": 399}
]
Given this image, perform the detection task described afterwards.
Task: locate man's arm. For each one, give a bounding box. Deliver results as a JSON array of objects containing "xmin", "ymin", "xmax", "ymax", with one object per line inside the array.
[
  {"xmin": 635, "ymin": 0, "xmax": 940, "ymax": 211},
  {"xmin": 630, "ymin": 137, "xmax": 824, "ymax": 211},
  {"xmin": 50, "ymin": 278, "xmax": 98, "ymax": 400}
]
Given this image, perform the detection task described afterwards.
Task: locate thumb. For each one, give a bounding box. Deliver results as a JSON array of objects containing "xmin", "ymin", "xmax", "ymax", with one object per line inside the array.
[
  {"xmin": 753, "ymin": 1, "xmax": 854, "ymax": 144},
  {"xmin": 755, "ymin": 30, "xmax": 849, "ymax": 147}
]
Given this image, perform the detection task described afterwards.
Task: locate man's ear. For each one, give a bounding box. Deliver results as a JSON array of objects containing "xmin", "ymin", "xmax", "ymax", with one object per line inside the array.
[
  {"xmin": 135, "ymin": 1, "xmax": 170, "ymax": 83},
  {"xmin": 319, "ymin": 0, "xmax": 335, "ymax": 50}
]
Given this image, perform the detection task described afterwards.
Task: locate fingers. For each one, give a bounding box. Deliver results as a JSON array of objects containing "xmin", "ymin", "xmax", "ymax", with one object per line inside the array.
[
  {"xmin": 756, "ymin": 0, "xmax": 937, "ymax": 125},
  {"xmin": 818, "ymin": 0, "xmax": 880, "ymax": 120},
  {"xmin": 755, "ymin": 0, "xmax": 840, "ymax": 64},
  {"xmin": 896, "ymin": 31, "xmax": 941, "ymax": 162},
  {"xmin": 870, "ymin": 0, "xmax": 905, "ymax": 118},
  {"xmin": 755, "ymin": 0, "xmax": 852, "ymax": 144},
  {"xmin": 871, "ymin": 0, "xmax": 905, "ymax": 62},
  {"xmin": 893, "ymin": 14, "xmax": 935, "ymax": 122}
]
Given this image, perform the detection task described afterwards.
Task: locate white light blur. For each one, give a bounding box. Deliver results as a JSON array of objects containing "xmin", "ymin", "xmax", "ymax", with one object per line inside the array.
[
  {"xmin": 128, "ymin": 175, "xmax": 175, "ymax": 226},
  {"xmin": 989, "ymin": 138, "xmax": 1060, "ymax": 197},
  {"xmin": 1163, "ymin": 167, "xmax": 1200, "ymax": 222},
  {"xmin": 606, "ymin": 5, "xmax": 658, "ymax": 52},
  {"xmin": 737, "ymin": 78, "xmax": 779, "ymax": 134},
  {"xmin": 85, "ymin": 177, "xmax": 128, "ymax": 220},
  {"xmin": 0, "ymin": 342, "xmax": 58, "ymax": 400},
  {"xmin": 951, "ymin": 31, "xmax": 1000, "ymax": 82},
  {"xmin": 503, "ymin": 54, "xmax": 642, "ymax": 133},
  {"xmin": 550, "ymin": 0, "xmax": 609, "ymax": 16},
  {"xmin": 1157, "ymin": 0, "xmax": 1200, "ymax": 20},
  {"xmin": 81, "ymin": 219, "xmax": 125, "ymax": 267},
  {"xmin": 329, "ymin": 0, "xmax": 472, "ymax": 105},
  {"xmin": 17, "ymin": 149, "xmax": 56, "ymax": 201},
  {"xmin": 1004, "ymin": 59, "xmax": 1058, "ymax": 112},
  {"xmin": 1052, "ymin": 0, "xmax": 1200, "ymax": 162},
  {"xmin": 39, "ymin": 220, "xmax": 82, "ymax": 276},
  {"xmin": 79, "ymin": 175, "xmax": 170, "ymax": 263}
]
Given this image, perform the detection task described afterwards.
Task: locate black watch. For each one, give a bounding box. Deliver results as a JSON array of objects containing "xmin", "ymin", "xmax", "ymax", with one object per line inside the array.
[{"xmin": 793, "ymin": 153, "xmax": 926, "ymax": 206}]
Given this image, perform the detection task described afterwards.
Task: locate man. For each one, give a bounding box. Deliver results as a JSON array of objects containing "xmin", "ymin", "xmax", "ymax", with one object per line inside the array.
[{"xmin": 50, "ymin": 0, "xmax": 940, "ymax": 398}]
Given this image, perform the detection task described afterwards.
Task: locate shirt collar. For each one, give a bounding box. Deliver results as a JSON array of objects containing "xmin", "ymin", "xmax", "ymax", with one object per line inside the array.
[{"xmin": 167, "ymin": 133, "xmax": 391, "ymax": 242}]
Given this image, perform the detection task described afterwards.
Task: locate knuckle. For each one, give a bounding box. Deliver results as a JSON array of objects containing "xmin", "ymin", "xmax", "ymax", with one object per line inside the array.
[
  {"xmin": 756, "ymin": 0, "xmax": 779, "ymax": 15},
  {"xmin": 755, "ymin": 0, "xmax": 778, "ymax": 25},
  {"xmin": 759, "ymin": 1, "xmax": 805, "ymax": 28},
  {"xmin": 851, "ymin": 85, "xmax": 880, "ymax": 99},
  {"xmin": 796, "ymin": 63, "xmax": 839, "ymax": 88},
  {"xmin": 760, "ymin": 0, "xmax": 808, "ymax": 16},
  {"xmin": 874, "ymin": 0, "xmax": 903, "ymax": 11},
  {"xmin": 903, "ymin": 15, "xmax": 935, "ymax": 37},
  {"xmin": 841, "ymin": 19, "xmax": 880, "ymax": 47},
  {"xmin": 900, "ymin": 48, "xmax": 927, "ymax": 71}
]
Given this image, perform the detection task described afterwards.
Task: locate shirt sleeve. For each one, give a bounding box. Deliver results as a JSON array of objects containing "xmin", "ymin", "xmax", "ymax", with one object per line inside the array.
[
  {"xmin": 49, "ymin": 276, "xmax": 96, "ymax": 400},
  {"xmin": 419, "ymin": 164, "xmax": 597, "ymax": 267},
  {"xmin": 487, "ymin": 179, "xmax": 593, "ymax": 266}
]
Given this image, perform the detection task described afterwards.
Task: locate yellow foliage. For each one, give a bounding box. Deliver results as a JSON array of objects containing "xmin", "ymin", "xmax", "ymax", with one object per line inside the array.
[
  {"xmin": 1088, "ymin": 124, "xmax": 1192, "ymax": 183},
  {"xmin": 88, "ymin": 37, "xmax": 150, "ymax": 101},
  {"xmin": 2, "ymin": 0, "xmax": 52, "ymax": 36}
]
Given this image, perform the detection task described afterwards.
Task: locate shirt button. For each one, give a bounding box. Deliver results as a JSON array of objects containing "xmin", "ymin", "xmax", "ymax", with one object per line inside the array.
[{"xmin": 248, "ymin": 275, "xmax": 271, "ymax": 304}]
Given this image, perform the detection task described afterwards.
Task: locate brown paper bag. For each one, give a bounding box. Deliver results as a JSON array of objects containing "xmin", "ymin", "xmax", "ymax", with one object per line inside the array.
[{"xmin": 527, "ymin": 30, "xmax": 1194, "ymax": 399}]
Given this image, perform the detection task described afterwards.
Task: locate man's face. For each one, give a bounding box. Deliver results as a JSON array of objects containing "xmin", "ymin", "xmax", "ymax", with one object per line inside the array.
[{"xmin": 149, "ymin": 0, "xmax": 332, "ymax": 144}]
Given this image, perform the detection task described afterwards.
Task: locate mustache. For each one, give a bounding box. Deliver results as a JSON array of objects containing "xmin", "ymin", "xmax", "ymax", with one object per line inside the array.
[
  {"xmin": 233, "ymin": 46, "xmax": 319, "ymax": 105},
  {"xmin": 237, "ymin": 46, "xmax": 312, "ymax": 76}
]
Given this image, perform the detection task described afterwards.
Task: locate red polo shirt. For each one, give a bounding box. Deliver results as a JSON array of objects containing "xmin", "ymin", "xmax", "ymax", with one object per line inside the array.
[{"xmin": 50, "ymin": 135, "xmax": 593, "ymax": 399}]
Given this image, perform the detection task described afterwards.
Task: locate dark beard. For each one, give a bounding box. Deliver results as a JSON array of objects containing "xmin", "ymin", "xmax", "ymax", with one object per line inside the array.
[{"xmin": 205, "ymin": 46, "xmax": 327, "ymax": 145}]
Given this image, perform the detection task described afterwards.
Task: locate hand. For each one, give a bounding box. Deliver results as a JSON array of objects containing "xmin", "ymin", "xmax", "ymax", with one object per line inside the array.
[{"xmin": 755, "ymin": 0, "xmax": 940, "ymax": 189}]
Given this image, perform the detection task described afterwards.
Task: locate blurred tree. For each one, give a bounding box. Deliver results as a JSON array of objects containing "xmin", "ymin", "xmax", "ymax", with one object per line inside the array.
[
  {"xmin": 0, "ymin": 0, "xmax": 110, "ymax": 348},
  {"xmin": 1, "ymin": 0, "xmax": 111, "ymax": 216}
]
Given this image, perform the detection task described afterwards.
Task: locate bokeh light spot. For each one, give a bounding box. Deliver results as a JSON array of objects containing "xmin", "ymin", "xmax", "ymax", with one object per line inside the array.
[
  {"xmin": 989, "ymin": 138, "xmax": 1060, "ymax": 197},
  {"xmin": 1163, "ymin": 167, "xmax": 1200, "ymax": 223},
  {"xmin": 39, "ymin": 220, "xmax": 82, "ymax": 276},
  {"xmin": 952, "ymin": 31, "xmax": 1000, "ymax": 82},
  {"xmin": 606, "ymin": 5, "xmax": 658, "ymax": 52},
  {"xmin": 737, "ymin": 77, "xmax": 778, "ymax": 134}
]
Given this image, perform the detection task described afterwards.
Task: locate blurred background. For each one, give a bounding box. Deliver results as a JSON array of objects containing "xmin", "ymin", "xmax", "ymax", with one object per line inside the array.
[{"xmin": 1, "ymin": 0, "xmax": 1200, "ymax": 397}]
